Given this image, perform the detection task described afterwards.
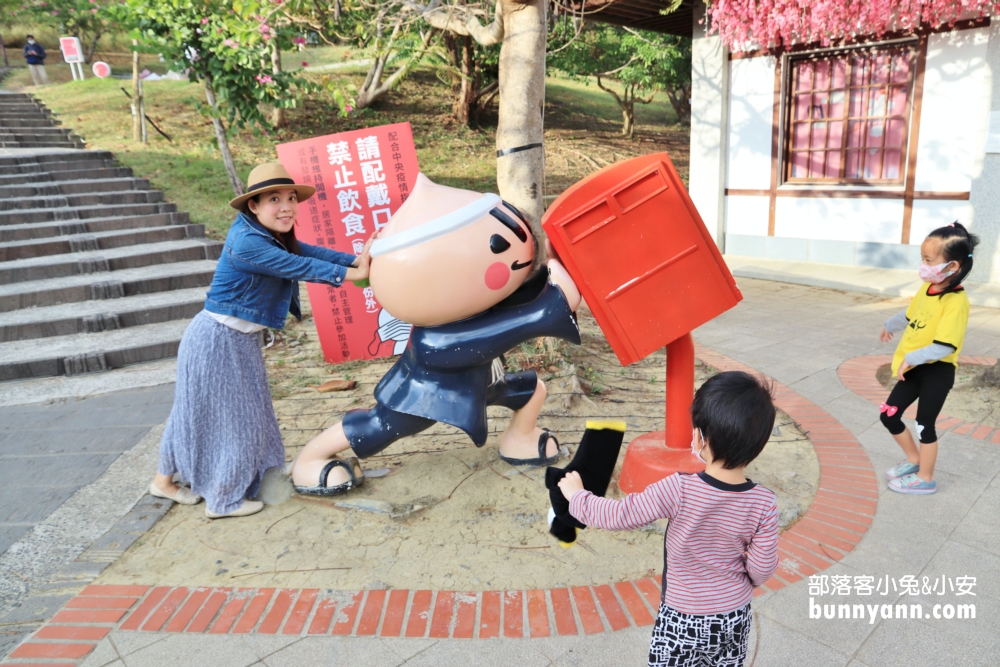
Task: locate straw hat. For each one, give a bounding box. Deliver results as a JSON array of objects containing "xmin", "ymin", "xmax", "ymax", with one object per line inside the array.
[{"xmin": 228, "ymin": 162, "xmax": 316, "ymax": 210}]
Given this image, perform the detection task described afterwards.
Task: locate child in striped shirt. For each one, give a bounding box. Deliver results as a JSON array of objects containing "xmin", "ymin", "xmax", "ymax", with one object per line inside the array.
[{"xmin": 559, "ymin": 371, "xmax": 780, "ymax": 667}]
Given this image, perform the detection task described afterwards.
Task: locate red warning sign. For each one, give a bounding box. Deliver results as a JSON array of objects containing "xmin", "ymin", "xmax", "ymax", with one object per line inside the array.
[{"xmin": 277, "ymin": 122, "xmax": 420, "ymax": 363}]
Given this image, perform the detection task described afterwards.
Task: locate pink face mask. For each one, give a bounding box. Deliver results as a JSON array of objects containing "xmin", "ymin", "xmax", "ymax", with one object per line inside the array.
[
  {"xmin": 691, "ymin": 429, "xmax": 707, "ymax": 464},
  {"xmin": 918, "ymin": 262, "xmax": 954, "ymax": 284}
]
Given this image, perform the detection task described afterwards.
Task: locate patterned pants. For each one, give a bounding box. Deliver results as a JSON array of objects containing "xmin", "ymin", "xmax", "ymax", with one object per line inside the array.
[{"xmin": 648, "ymin": 602, "xmax": 752, "ymax": 667}]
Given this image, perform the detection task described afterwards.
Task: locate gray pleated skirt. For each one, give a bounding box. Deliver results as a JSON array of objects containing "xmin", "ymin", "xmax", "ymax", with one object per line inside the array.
[{"xmin": 158, "ymin": 311, "xmax": 284, "ymax": 514}]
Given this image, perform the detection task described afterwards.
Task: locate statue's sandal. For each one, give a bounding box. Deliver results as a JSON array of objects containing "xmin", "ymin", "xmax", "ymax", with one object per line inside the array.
[
  {"xmin": 294, "ymin": 457, "xmax": 365, "ymax": 497},
  {"xmin": 499, "ymin": 429, "xmax": 561, "ymax": 467}
]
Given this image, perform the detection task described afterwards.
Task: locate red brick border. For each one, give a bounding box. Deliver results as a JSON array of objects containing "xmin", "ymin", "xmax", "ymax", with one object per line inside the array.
[
  {"xmin": 2, "ymin": 346, "xmax": 878, "ymax": 664},
  {"xmin": 837, "ymin": 354, "xmax": 998, "ymax": 440}
]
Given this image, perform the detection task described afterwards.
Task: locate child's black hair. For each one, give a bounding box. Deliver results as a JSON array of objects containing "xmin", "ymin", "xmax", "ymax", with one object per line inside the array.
[
  {"xmin": 690, "ymin": 371, "xmax": 775, "ymax": 470},
  {"xmin": 927, "ymin": 221, "xmax": 979, "ymax": 296}
]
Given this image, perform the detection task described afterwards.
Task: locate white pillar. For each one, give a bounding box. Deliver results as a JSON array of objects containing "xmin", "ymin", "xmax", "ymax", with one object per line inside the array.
[
  {"xmin": 969, "ymin": 22, "xmax": 1000, "ymax": 284},
  {"xmin": 688, "ymin": 2, "xmax": 729, "ymax": 249}
]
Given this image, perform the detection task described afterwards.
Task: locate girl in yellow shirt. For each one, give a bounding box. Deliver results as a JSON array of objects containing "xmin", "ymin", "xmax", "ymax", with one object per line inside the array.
[{"xmin": 879, "ymin": 223, "xmax": 977, "ymax": 495}]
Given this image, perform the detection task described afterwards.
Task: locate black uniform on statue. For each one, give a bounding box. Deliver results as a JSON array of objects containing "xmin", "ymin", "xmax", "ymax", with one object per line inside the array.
[{"xmin": 342, "ymin": 270, "xmax": 582, "ymax": 458}]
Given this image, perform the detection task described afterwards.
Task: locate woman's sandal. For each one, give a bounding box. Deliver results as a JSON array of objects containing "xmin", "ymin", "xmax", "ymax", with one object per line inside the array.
[
  {"xmin": 293, "ymin": 457, "xmax": 366, "ymax": 497},
  {"xmin": 499, "ymin": 429, "xmax": 562, "ymax": 467}
]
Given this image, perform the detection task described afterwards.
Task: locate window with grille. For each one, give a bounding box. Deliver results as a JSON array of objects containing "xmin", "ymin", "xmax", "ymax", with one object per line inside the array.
[{"xmin": 784, "ymin": 44, "xmax": 917, "ymax": 184}]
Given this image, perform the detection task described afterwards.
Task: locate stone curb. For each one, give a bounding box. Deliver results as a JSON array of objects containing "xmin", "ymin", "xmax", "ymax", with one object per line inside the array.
[
  {"xmin": 1, "ymin": 345, "xmax": 879, "ymax": 662},
  {"xmin": 837, "ymin": 354, "xmax": 999, "ymax": 441}
]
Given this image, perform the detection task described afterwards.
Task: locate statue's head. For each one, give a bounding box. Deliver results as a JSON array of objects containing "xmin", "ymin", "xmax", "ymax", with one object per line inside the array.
[{"xmin": 369, "ymin": 173, "xmax": 535, "ymax": 327}]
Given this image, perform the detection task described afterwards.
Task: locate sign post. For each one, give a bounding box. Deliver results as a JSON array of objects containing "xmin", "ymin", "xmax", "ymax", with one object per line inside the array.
[
  {"xmin": 59, "ymin": 36, "xmax": 85, "ymax": 81},
  {"xmin": 276, "ymin": 122, "xmax": 421, "ymax": 364}
]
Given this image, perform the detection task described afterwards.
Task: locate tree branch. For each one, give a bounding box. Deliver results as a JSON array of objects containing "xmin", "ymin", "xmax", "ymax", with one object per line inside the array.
[
  {"xmin": 405, "ymin": 0, "xmax": 504, "ymax": 46},
  {"xmin": 595, "ymin": 75, "xmax": 623, "ymax": 108}
]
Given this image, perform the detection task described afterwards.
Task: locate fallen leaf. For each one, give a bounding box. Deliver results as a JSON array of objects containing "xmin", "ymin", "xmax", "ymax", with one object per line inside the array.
[{"xmin": 315, "ymin": 379, "xmax": 357, "ymax": 392}]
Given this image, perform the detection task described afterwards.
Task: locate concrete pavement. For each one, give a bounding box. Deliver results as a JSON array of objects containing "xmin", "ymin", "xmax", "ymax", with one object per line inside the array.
[{"xmin": 5, "ymin": 277, "xmax": 1000, "ymax": 666}]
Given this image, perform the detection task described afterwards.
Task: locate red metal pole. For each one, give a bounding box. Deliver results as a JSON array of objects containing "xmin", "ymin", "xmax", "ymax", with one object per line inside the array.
[
  {"xmin": 665, "ymin": 332, "xmax": 695, "ymax": 450},
  {"xmin": 617, "ymin": 332, "xmax": 703, "ymax": 494}
]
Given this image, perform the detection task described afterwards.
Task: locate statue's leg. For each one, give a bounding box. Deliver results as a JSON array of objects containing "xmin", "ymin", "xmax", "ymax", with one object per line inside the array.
[
  {"xmin": 291, "ymin": 421, "xmax": 353, "ymax": 488},
  {"xmin": 498, "ymin": 379, "xmax": 559, "ymax": 461},
  {"xmin": 291, "ymin": 406, "xmax": 434, "ymax": 488}
]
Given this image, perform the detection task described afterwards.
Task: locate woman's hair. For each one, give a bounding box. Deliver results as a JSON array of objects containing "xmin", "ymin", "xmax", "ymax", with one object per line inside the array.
[
  {"xmin": 690, "ymin": 371, "xmax": 775, "ymax": 470},
  {"xmin": 243, "ymin": 192, "xmax": 300, "ymax": 255},
  {"xmin": 927, "ymin": 221, "xmax": 979, "ymax": 295}
]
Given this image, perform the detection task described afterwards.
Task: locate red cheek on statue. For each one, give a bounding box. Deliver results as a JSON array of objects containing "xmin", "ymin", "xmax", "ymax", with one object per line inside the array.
[{"xmin": 484, "ymin": 262, "xmax": 510, "ymax": 290}]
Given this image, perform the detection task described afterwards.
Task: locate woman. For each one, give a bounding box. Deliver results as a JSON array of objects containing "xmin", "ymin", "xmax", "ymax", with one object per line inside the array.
[{"xmin": 150, "ymin": 163, "xmax": 373, "ymax": 518}]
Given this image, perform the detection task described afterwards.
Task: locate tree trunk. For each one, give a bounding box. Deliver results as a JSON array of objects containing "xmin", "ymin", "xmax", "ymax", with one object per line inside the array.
[
  {"xmin": 271, "ymin": 41, "xmax": 285, "ymax": 128},
  {"xmin": 496, "ymin": 0, "xmax": 547, "ymax": 244},
  {"xmin": 0, "ymin": 34, "xmax": 8, "ymax": 68},
  {"xmin": 622, "ymin": 104, "xmax": 634, "ymax": 138},
  {"xmin": 204, "ymin": 78, "xmax": 245, "ymax": 197},
  {"xmin": 131, "ymin": 41, "xmax": 142, "ymax": 143},
  {"xmin": 453, "ymin": 36, "xmax": 475, "ymax": 126},
  {"xmin": 665, "ymin": 84, "xmax": 691, "ymax": 125},
  {"xmin": 86, "ymin": 31, "xmax": 103, "ymax": 64}
]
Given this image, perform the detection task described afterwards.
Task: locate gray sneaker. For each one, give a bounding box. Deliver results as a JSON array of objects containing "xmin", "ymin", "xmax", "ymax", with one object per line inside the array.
[{"xmin": 886, "ymin": 461, "xmax": 919, "ymax": 480}]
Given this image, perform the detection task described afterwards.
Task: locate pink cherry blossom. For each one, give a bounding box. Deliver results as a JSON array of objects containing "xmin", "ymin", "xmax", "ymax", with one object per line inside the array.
[
  {"xmin": 255, "ymin": 74, "xmax": 274, "ymax": 85},
  {"xmin": 707, "ymin": 0, "xmax": 1000, "ymax": 50}
]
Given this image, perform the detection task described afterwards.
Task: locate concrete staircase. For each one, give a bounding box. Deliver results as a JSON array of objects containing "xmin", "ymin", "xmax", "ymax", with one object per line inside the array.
[
  {"xmin": 0, "ymin": 90, "xmax": 85, "ymax": 149},
  {"xmin": 0, "ymin": 92, "xmax": 222, "ymax": 382}
]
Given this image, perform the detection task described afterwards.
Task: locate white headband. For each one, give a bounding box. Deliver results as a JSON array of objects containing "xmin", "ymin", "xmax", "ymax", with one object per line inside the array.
[{"xmin": 370, "ymin": 193, "xmax": 502, "ymax": 258}]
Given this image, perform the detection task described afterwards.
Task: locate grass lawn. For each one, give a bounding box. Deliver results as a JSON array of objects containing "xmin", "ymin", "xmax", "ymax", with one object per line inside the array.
[{"xmin": 4, "ymin": 56, "xmax": 689, "ymax": 239}]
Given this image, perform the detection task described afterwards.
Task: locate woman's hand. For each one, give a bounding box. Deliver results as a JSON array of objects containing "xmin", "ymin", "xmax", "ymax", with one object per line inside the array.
[
  {"xmin": 880, "ymin": 327, "xmax": 893, "ymax": 343},
  {"xmin": 345, "ymin": 234, "xmax": 375, "ymax": 282},
  {"xmin": 558, "ymin": 471, "xmax": 585, "ymax": 502},
  {"xmin": 897, "ymin": 360, "xmax": 910, "ymax": 381}
]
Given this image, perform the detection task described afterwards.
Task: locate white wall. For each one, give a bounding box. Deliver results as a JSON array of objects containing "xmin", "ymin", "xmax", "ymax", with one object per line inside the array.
[
  {"xmin": 688, "ymin": 2, "xmax": 728, "ymax": 246},
  {"xmin": 726, "ymin": 57, "xmax": 775, "ymax": 190},
  {"xmin": 915, "ymin": 28, "xmax": 991, "ymax": 192},
  {"xmin": 910, "ymin": 200, "xmax": 975, "ymax": 241},
  {"xmin": 724, "ymin": 195, "xmax": 770, "ymax": 236},
  {"xmin": 774, "ymin": 198, "xmax": 905, "ymax": 243}
]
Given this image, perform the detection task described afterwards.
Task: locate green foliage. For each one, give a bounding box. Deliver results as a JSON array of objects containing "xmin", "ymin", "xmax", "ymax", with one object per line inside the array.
[
  {"xmin": 548, "ymin": 21, "xmax": 692, "ymax": 131},
  {"xmin": 115, "ymin": 0, "xmax": 324, "ymax": 134},
  {"xmin": 23, "ymin": 0, "xmax": 120, "ymax": 61}
]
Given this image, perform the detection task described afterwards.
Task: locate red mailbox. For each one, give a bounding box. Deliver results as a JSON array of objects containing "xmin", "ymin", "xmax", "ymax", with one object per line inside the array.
[{"xmin": 542, "ymin": 152, "xmax": 743, "ymax": 492}]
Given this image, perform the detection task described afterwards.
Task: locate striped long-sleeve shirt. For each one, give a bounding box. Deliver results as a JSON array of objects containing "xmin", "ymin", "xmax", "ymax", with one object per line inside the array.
[{"xmin": 569, "ymin": 471, "xmax": 779, "ymax": 615}]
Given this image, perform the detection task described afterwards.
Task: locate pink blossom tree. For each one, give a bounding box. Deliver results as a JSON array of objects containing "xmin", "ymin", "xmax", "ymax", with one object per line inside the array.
[{"xmin": 706, "ymin": 0, "xmax": 999, "ymax": 50}]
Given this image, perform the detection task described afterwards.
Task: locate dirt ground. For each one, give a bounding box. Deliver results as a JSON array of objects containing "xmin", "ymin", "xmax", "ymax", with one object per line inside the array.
[
  {"xmin": 879, "ymin": 362, "xmax": 1000, "ymax": 429},
  {"xmin": 98, "ymin": 295, "xmax": 819, "ymax": 591}
]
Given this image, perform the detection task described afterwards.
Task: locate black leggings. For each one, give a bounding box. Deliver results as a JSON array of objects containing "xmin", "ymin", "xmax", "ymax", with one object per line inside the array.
[{"xmin": 880, "ymin": 361, "xmax": 955, "ymax": 444}]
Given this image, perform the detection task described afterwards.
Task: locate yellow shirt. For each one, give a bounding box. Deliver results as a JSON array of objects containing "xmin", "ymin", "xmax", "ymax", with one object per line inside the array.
[{"xmin": 892, "ymin": 283, "xmax": 970, "ymax": 375}]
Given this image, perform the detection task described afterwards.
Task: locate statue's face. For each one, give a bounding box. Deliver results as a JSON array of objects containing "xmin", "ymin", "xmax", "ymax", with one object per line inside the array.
[{"xmin": 369, "ymin": 200, "xmax": 535, "ymax": 327}]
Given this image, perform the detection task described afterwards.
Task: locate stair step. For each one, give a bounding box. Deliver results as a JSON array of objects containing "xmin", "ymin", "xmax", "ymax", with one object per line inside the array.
[
  {"xmin": 0, "ymin": 177, "xmax": 151, "ymax": 199},
  {"xmin": 1, "ymin": 188, "xmax": 162, "ymax": 208},
  {"xmin": 0, "ymin": 318, "xmax": 192, "ymax": 381},
  {"xmin": 0, "ymin": 201, "xmax": 177, "ymax": 224},
  {"xmin": 0, "ymin": 259, "xmax": 218, "ymax": 312},
  {"xmin": 0, "ymin": 150, "xmax": 112, "ymax": 166},
  {"xmin": 0, "ymin": 139, "xmax": 85, "ymax": 149},
  {"xmin": 0, "ymin": 118, "xmax": 61, "ymax": 128},
  {"xmin": 0, "ymin": 167, "xmax": 129, "ymax": 186},
  {"xmin": 0, "ymin": 287, "xmax": 207, "ymax": 341},
  {"xmin": 0, "ymin": 211, "xmax": 191, "ymax": 242},
  {"xmin": 0, "ymin": 223, "xmax": 207, "ymax": 261},
  {"xmin": 0, "ymin": 238, "xmax": 222, "ymax": 284}
]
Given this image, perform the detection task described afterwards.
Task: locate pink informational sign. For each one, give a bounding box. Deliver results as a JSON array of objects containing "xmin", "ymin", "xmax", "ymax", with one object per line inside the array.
[
  {"xmin": 276, "ymin": 122, "xmax": 421, "ymax": 364},
  {"xmin": 59, "ymin": 36, "xmax": 83, "ymax": 64}
]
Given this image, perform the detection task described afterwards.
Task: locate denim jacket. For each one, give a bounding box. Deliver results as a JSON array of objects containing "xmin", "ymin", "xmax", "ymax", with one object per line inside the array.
[{"xmin": 204, "ymin": 213, "xmax": 357, "ymax": 329}]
